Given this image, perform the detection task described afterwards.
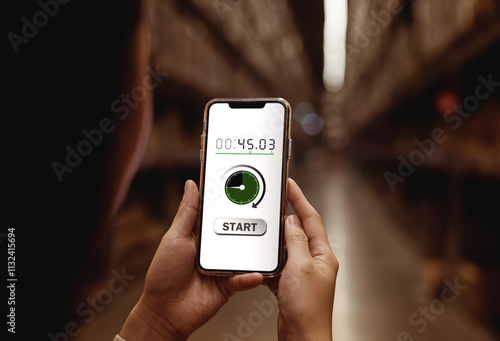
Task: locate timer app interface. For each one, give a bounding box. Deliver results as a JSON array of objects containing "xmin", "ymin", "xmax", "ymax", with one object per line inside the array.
[{"xmin": 199, "ymin": 102, "xmax": 287, "ymax": 272}]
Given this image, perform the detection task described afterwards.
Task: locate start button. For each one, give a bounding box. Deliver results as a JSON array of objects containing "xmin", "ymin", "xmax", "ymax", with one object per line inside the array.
[{"xmin": 214, "ymin": 218, "xmax": 267, "ymax": 236}]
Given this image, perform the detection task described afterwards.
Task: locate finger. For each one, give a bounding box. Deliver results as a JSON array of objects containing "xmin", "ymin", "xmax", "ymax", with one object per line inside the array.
[
  {"xmin": 225, "ymin": 273, "xmax": 264, "ymax": 296},
  {"xmin": 287, "ymin": 178, "xmax": 332, "ymax": 259},
  {"xmin": 284, "ymin": 215, "xmax": 311, "ymax": 262},
  {"xmin": 168, "ymin": 180, "xmax": 199, "ymax": 238}
]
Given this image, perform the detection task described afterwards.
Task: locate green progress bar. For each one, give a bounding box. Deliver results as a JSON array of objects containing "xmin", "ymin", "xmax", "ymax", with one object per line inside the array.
[{"xmin": 216, "ymin": 152, "xmax": 274, "ymax": 155}]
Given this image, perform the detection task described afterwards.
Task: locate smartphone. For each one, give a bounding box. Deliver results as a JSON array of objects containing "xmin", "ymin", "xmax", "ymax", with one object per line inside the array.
[{"xmin": 197, "ymin": 98, "xmax": 292, "ymax": 277}]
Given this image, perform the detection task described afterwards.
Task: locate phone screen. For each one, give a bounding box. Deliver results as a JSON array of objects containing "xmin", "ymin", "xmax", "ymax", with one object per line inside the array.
[{"xmin": 198, "ymin": 99, "xmax": 290, "ymax": 274}]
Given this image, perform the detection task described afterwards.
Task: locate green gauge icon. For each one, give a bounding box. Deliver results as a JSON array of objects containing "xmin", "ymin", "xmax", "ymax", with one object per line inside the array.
[
  {"xmin": 225, "ymin": 170, "xmax": 260, "ymax": 205},
  {"xmin": 224, "ymin": 165, "xmax": 266, "ymax": 207}
]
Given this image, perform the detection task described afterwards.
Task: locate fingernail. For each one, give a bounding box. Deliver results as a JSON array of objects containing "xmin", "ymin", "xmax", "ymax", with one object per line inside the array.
[
  {"xmin": 182, "ymin": 180, "xmax": 194, "ymax": 201},
  {"xmin": 288, "ymin": 215, "xmax": 301, "ymax": 226}
]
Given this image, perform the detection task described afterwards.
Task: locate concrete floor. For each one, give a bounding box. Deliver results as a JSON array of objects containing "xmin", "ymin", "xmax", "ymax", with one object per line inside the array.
[{"xmin": 75, "ymin": 148, "xmax": 497, "ymax": 341}]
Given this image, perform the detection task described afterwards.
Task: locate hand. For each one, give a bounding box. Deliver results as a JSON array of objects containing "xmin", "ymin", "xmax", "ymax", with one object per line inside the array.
[
  {"xmin": 267, "ymin": 178, "xmax": 339, "ymax": 341},
  {"xmin": 119, "ymin": 180, "xmax": 263, "ymax": 341}
]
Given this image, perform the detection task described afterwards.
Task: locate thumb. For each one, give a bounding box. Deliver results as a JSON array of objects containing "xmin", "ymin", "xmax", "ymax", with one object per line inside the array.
[
  {"xmin": 285, "ymin": 215, "xmax": 311, "ymax": 262},
  {"xmin": 224, "ymin": 273, "xmax": 264, "ymax": 297},
  {"xmin": 168, "ymin": 180, "xmax": 199, "ymax": 237}
]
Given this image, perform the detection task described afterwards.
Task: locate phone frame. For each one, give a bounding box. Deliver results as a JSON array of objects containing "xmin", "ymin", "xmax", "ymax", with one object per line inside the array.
[{"xmin": 196, "ymin": 98, "xmax": 292, "ymax": 278}]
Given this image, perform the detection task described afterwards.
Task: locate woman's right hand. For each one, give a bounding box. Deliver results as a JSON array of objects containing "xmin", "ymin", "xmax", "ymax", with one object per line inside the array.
[{"xmin": 267, "ymin": 178, "xmax": 339, "ymax": 341}]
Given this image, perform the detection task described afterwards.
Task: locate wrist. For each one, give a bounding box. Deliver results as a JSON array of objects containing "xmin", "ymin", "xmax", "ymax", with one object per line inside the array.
[
  {"xmin": 278, "ymin": 316, "xmax": 332, "ymax": 341},
  {"xmin": 120, "ymin": 299, "xmax": 186, "ymax": 341},
  {"xmin": 279, "ymin": 328, "xmax": 332, "ymax": 341}
]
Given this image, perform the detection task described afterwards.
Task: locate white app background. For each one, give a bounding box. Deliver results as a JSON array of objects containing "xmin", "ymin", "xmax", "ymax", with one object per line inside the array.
[{"xmin": 199, "ymin": 102, "xmax": 286, "ymax": 272}]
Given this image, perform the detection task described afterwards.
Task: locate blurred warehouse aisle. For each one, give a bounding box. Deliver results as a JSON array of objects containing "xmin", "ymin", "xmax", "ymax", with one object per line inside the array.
[
  {"xmin": 8, "ymin": 0, "xmax": 500, "ymax": 339},
  {"xmin": 293, "ymin": 149, "xmax": 497, "ymax": 341},
  {"xmin": 75, "ymin": 148, "xmax": 498, "ymax": 341}
]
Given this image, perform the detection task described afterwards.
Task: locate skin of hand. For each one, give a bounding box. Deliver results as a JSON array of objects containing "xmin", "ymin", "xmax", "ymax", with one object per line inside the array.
[
  {"xmin": 267, "ymin": 178, "xmax": 339, "ymax": 341},
  {"xmin": 119, "ymin": 180, "xmax": 264, "ymax": 341}
]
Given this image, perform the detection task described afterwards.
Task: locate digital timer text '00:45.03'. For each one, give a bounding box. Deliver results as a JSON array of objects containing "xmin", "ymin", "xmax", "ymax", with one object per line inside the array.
[{"xmin": 215, "ymin": 138, "xmax": 276, "ymax": 152}]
